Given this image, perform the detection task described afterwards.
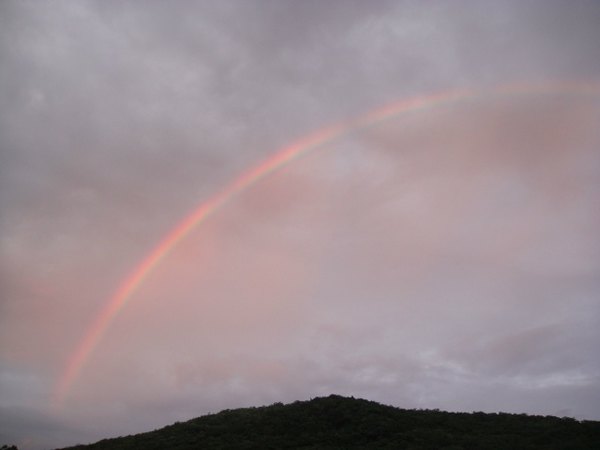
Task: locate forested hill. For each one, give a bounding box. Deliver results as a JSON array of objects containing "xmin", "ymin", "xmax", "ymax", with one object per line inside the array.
[{"xmin": 59, "ymin": 395, "xmax": 600, "ymax": 449}]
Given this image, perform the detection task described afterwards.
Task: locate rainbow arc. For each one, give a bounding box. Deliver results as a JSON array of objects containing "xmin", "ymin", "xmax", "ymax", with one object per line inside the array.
[{"xmin": 53, "ymin": 81, "xmax": 600, "ymax": 408}]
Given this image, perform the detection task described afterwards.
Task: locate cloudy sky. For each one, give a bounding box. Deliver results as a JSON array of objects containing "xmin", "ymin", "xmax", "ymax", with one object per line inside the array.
[{"xmin": 1, "ymin": 1, "xmax": 600, "ymax": 448}]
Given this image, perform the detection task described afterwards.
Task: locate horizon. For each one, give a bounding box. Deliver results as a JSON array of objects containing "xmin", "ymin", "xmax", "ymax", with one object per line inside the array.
[{"xmin": 53, "ymin": 394, "xmax": 600, "ymax": 449}]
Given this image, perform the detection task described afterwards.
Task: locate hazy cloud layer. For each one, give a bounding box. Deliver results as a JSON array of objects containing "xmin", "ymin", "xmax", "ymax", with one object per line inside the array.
[{"xmin": 1, "ymin": 1, "xmax": 600, "ymax": 449}]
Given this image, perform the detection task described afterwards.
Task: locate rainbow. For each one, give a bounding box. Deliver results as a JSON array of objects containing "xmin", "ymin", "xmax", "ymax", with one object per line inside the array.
[{"xmin": 53, "ymin": 81, "xmax": 600, "ymax": 408}]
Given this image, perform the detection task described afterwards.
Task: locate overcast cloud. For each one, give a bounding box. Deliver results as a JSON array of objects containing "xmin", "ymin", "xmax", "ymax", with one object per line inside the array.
[{"xmin": 1, "ymin": 1, "xmax": 600, "ymax": 449}]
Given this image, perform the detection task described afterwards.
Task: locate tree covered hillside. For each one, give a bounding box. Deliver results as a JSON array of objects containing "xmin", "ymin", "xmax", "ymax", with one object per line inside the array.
[{"xmin": 59, "ymin": 395, "xmax": 600, "ymax": 449}]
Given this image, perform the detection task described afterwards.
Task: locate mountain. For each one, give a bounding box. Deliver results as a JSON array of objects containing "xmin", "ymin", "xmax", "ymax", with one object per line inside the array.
[{"xmin": 58, "ymin": 395, "xmax": 600, "ymax": 449}]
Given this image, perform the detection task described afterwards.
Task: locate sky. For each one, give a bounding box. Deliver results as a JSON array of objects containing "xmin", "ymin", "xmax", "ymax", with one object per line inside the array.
[{"xmin": 1, "ymin": 1, "xmax": 600, "ymax": 448}]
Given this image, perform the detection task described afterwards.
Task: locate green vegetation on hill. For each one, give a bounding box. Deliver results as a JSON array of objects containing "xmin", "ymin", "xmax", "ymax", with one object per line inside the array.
[{"xmin": 59, "ymin": 395, "xmax": 600, "ymax": 449}]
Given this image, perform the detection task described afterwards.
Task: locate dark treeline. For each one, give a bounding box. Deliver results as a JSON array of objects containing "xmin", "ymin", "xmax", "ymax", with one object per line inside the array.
[{"xmin": 57, "ymin": 395, "xmax": 600, "ymax": 449}]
